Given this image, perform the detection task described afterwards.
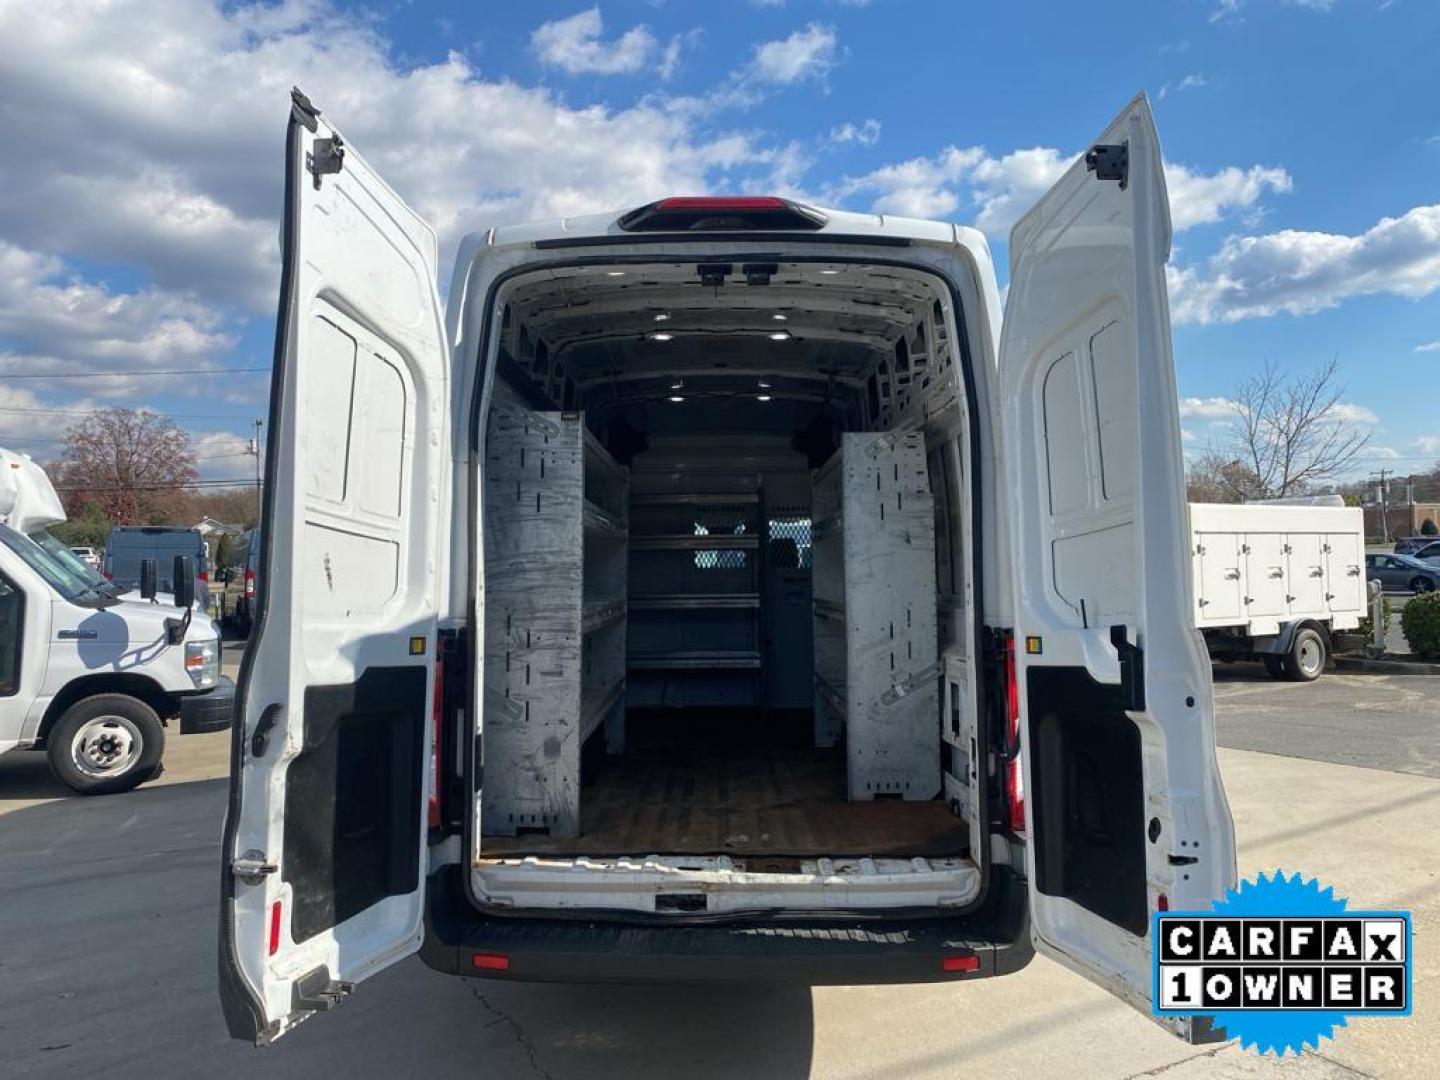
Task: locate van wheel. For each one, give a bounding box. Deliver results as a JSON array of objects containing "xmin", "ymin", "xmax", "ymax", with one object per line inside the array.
[
  {"xmin": 47, "ymin": 695, "xmax": 166, "ymax": 795},
  {"xmin": 1262, "ymin": 655, "xmax": 1285, "ymax": 679},
  {"xmin": 1281, "ymin": 627, "xmax": 1327, "ymax": 683}
]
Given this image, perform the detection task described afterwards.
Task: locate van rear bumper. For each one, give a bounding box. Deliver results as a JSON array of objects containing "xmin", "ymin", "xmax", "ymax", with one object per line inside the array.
[{"xmin": 420, "ymin": 864, "xmax": 1031, "ymax": 985}]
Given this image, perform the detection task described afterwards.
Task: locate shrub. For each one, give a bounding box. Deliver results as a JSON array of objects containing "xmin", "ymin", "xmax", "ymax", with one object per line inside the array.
[
  {"xmin": 1355, "ymin": 595, "xmax": 1393, "ymax": 645},
  {"xmin": 1400, "ymin": 591, "xmax": 1440, "ymax": 659}
]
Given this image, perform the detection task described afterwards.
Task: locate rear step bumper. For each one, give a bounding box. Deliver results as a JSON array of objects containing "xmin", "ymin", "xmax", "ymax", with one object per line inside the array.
[{"xmin": 421, "ymin": 865, "xmax": 1031, "ymax": 985}]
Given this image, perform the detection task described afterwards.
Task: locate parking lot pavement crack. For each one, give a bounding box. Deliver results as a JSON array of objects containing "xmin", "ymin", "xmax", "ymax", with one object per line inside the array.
[
  {"xmin": 1121, "ymin": 1044, "xmax": 1229, "ymax": 1078},
  {"xmin": 463, "ymin": 980, "xmax": 556, "ymax": 1080},
  {"xmin": 1307, "ymin": 1051, "xmax": 1376, "ymax": 1079}
]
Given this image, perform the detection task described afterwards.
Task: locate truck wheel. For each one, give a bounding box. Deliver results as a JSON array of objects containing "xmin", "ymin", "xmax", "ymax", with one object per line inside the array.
[
  {"xmin": 1262, "ymin": 655, "xmax": 1285, "ymax": 679},
  {"xmin": 46, "ymin": 694, "xmax": 166, "ymax": 795},
  {"xmin": 1281, "ymin": 627, "xmax": 1327, "ymax": 683}
]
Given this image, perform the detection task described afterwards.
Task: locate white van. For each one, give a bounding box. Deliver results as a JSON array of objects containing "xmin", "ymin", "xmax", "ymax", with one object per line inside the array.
[
  {"xmin": 220, "ymin": 91, "xmax": 1237, "ymax": 1045},
  {"xmin": 0, "ymin": 450, "xmax": 232, "ymax": 793}
]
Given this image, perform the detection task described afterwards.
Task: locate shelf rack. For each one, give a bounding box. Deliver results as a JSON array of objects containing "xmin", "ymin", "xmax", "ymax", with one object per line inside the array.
[
  {"xmin": 482, "ymin": 407, "xmax": 629, "ymax": 838},
  {"xmin": 811, "ymin": 432, "xmax": 940, "ymax": 802},
  {"xmin": 625, "ymin": 490, "xmax": 763, "ymax": 707}
]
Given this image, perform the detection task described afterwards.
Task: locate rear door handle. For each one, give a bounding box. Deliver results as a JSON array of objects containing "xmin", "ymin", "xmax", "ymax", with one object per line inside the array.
[{"xmin": 251, "ymin": 703, "xmax": 282, "ymax": 759}]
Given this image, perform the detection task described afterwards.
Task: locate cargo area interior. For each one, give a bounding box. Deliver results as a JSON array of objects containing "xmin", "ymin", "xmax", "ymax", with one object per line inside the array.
[{"xmin": 473, "ymin": 258, "xmax": 984, "ymax": 910}]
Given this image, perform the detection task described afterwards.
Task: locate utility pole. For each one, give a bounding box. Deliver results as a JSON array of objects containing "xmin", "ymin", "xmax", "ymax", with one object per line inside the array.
[
  {"xmin": 1371, "ymin": 469, "xmax": 1392, "ymax": 543},
  {"xmin": 249, "ymin": 417, "xmax": 264, "ymax": 526}
]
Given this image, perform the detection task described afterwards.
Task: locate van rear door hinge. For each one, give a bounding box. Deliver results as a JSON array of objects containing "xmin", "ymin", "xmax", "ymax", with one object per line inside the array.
[
  {"xmin": 1085, "ymin": 143, "xmax": 1128, "ymax": 190},
  {"xmin": 231, "ymin": 850, "xmax": 278, "ymax": 886},
  {"xmin": 307, "ymin": 135, "xmax": 344, "ymax": 189}
]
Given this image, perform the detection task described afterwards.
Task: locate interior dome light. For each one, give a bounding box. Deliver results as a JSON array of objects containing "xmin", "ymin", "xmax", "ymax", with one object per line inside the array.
[
  {"xmin": 768, "ymin": 331, "xmax": 791, "ymax": 341},
  {"xmin": 757, "ymin": 394, "xmax": 772, "ymax": 402},
  {"xmin": 648, "ymin": 332, "xmax": 674, "ymax": 342},
  {"xmin": 667, "ymin": 395, "xmax": 685, "ymax": 403}
]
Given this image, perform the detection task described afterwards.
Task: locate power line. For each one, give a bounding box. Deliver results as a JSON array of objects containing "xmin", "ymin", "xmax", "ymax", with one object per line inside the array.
[
  {"xmin": 0, "ymin": 405, "xmax": 249, "ymax": 419},
  {"xmin": 53, "ymin": 478, "xmax": 261, "ymax": 493},
  {"xmin": 0, "ymin": 366, "xmax": 270, "ymax": 380}
]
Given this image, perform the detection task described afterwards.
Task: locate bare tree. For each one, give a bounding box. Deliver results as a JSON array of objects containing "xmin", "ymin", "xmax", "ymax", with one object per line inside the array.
[
  {"xmin": 1186, "ymin": 450, "xmax": 1260, "ymax": 504},
  {"xmin": 52, "ymin": 408, "xmax": 198, "ymax": 523},
  {"xmin": 1214, "ymin": 359, "xmax": 1369, "ymax": 500}
]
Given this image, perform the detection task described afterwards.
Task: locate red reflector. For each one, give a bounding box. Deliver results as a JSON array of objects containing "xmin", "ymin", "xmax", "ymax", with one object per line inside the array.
[
  {"xmin": 1003, "ymin": 635, "xmax": 1025, "ymax": 834},
  {"xmin": 471, "ymin": 952, "xmax": 510, "ymax": 971},
  {"xmin": 268, "ymin": 900, "xmax": 283, "ymax": 956},
  {"xmin": 656, "ymin": 196, "xmax": 788, "ymax": 211},
  {"xmin": 941, "ymin": 954, "xmax": 980, "ymax": 973},
  {"xmin": 1157, "ymin": 894, "xmax": 1170, "ymax": 912},
  {"xmin": 244, "ymin": 568, "xmax": 255, "ymax": 599}
]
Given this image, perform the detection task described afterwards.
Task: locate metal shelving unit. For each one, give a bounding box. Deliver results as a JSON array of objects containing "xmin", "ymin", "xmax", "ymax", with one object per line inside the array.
[
  {"xmin": 811, "ymin": 432, "xmax": 940, "ymax": 801},
  {"xmin": 482, "ymin": 407, "xmax": 629, "ymax": 838},
  {"xmin": 626, "ymin": 490, "xmax": 763, "ymax": 707}
]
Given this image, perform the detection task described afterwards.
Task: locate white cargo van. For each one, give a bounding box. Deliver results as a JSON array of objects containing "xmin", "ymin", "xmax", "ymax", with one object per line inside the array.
[
  {"xmin": 0, "ymin": 450, "xmax": 233, "ymax": 793},
  {"xmin": 220, "ymin": 91, "xmax": 1237, "ymax": 1044}
]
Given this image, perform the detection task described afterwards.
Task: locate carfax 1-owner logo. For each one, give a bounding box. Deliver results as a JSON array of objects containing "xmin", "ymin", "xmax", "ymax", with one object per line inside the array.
[{"xmin": 1153, "ymin": 871, "xmax": 1413, "ymax": 1055}]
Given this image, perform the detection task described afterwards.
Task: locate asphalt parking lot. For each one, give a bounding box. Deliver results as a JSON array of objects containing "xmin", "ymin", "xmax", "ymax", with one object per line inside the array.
[{"xmin": 1, "ymin": 661, "xmax": 1436, "ymax": 1079}]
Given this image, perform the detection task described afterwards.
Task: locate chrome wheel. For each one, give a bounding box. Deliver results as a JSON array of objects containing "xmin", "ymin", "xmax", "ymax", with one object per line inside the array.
[
  {"xmin": 1297, "ymin": 635, "xmax": 1324, "ymax": 679},
  {"xmin": 70, "ymin": 715, "xmax": 143, "ymax": 779}
]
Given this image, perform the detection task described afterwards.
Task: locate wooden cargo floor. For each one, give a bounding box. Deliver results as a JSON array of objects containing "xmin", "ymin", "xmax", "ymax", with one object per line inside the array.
[{"xmin": 483, "ymin": 709, "xmax": 967, "ymax": 859}]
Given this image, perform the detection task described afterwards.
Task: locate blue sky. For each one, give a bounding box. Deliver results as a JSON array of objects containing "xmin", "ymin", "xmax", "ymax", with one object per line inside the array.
[{"xmin": 0, "ymin": 0, "xmax": 1436, "ymax": 479}]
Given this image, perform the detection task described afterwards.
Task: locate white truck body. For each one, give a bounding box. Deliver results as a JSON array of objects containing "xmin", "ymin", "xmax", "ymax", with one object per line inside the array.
[
  {"xmin": 220, "ymin": 91, "xmax": 1237, "ymax": 1047},
  {"xmin": 1190, "ymin": 502, "xmax": 1366, "ymax": 636}
]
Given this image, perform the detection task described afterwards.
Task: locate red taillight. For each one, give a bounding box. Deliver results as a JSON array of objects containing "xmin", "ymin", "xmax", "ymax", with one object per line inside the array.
[
  {"xmin": 244, "ymin": 568, "xmax": 255, "ymax": 599},
  {"xmin": 656, "ymin": 196, "xmax": 789, "ymax": 211},
  {"xmin": 199, "ymin": 569, "xmax": 208, "ymax": 583},
  {"xmin": 268, "ymin": 900, "xmax": 283, "ymax": 956},
  {"xmin": 428, "ymin": 656, "xmax": 445, "ymax": 829},
  {"xmin": 471, "ymin": 953, "xmax": 510, "ymax": 971},
  {"xmin": 1157, "ymin": 894, "xmax": 1170, "ymax": 912},
  {"xmin": 941, "ymin": 953, "xmax": 981, "ymax": 973},
  {"xmin": 1003, "ymin": 635, "xmax": 1025, "ymax": 834}
]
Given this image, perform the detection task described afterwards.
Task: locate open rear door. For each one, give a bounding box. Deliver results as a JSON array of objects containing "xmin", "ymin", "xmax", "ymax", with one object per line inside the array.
[
  {"xmin": 219, "ymin": 91, "xmax": 449, "ymax": 1044},
  {"xmin": 1000, "ymin": 95, "xmax": 1236, "ymax": 1038}
]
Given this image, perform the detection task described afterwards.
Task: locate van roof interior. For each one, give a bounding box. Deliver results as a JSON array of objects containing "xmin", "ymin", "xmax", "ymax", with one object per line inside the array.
[{"xmin": 493, "ymin": 260, "xmax": 959, "ymax": 444}]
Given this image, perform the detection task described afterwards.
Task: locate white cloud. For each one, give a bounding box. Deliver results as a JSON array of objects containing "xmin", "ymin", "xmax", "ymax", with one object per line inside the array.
[
  {"xmin": 832, "ymin": 146, "xmax": 1289, "ymax": 237},
  {"xmin": 1159, "ymin": 73, "xmax": 1208, "ymax": 100},
  {"xmin": 0, "ymin": 242, "xmax": 234, "ymax": 397},
  {"xmin": 191, "ymin": 429, "xmax": 260, "ymax": 481},
  {"xmin": 1211, "ymin": 0, "xmax": 1243, "ymax": 22},
  {"xmin": 0, "ymin": 0, "xmax": 780, "ymax": 316},
  {"xmin": 1179, "ymin": 396, "xmax": 1241, "ymax": 420},
  {"xmin": 531, "ymin": 7, "xmax": 658, "ymax": 76},
  {"xmin": 1365, "ymin": 445, "xmax": 1401, "ymax": 460},
  {"xmin": 830, "ymin": 119, "xmax": 881, "ymax": 146},
  {"xmin": 749, "ymin": 23, "xmax": 839, "ymax": 84},
  {"xmin": 1415, "ymin": 340, "xmax": 1440, "ymax": 352},
  {"xmin": 1167, "ymin": 204, "xmax": 1440, "ymax": 324},
  {"xmin": 1416, "ymin": 435, "xmax": 1440, "ymax": 456},
  {"xmin": 1164, "ymin": 164, "xmax": 1292, "ymax": 231}
]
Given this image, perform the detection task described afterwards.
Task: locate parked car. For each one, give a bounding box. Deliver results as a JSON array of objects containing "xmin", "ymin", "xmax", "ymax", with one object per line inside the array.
[
  {"xmin": 1408, "ymin": 540, "xmax": 1440, "ymax": 564},
  {"xmin": 219, "ymin": 92, "xmax": 1238, "ymax": 1047},
  {"xmin": 69, "ymin": 546, "xmax": 100, "ymax": 569},
  {"xmin": 1365, "ymin": 552, "xmax": 1440, "ymax": 592},
  {"xmin": 1392, "ymin": 536, "xmax": 1435, "ymax": 554}
]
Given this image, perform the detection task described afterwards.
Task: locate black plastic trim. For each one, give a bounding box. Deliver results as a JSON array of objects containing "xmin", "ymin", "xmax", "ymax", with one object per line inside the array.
[
  {"xmin": 178, "ymin": 676, "xmax": 236, "ymax": 734},
  {"xmin": 421, "ymin": 865, "xmax": 1031, "ymax": 984}
]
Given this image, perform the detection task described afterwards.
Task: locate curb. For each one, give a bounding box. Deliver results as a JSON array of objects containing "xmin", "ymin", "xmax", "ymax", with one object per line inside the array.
[{"xmin": 1334, "ymin": 656, "xmax": 1440, "ymax": 677}]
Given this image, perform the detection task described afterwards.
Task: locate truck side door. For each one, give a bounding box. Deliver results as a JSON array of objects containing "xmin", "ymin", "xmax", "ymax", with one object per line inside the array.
[{"xmin": 219, "ymin": 92, "xmax": 449, "ymax": 1044}]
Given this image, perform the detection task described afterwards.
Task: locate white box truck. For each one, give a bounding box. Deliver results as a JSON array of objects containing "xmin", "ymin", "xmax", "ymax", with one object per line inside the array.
[
  {"xmin": 1190, "ymin": 500, "xmax": 1365, "ymax": 681},
  {"xmin": 219, "ymin": 91, "xmax": 1238, "ymax": 1046},
  {"xmin": 0, "ymin": 448, "xmax": 233, "ymax": 793}
]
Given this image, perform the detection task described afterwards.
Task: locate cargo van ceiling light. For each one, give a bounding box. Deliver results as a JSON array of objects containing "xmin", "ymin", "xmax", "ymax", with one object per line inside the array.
[{"xmin": 618, "ymin": 196, "xmax": 827, "ymax": 233}]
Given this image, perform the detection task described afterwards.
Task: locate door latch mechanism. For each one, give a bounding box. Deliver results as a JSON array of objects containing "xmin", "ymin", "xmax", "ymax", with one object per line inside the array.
[
  {"xmin": 231, "ymin": 850, "xmax": 278, "ymax": 886},
  {"xmin": 307, "ymin": 135, "xmax": 345, "ymax": 189}
]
